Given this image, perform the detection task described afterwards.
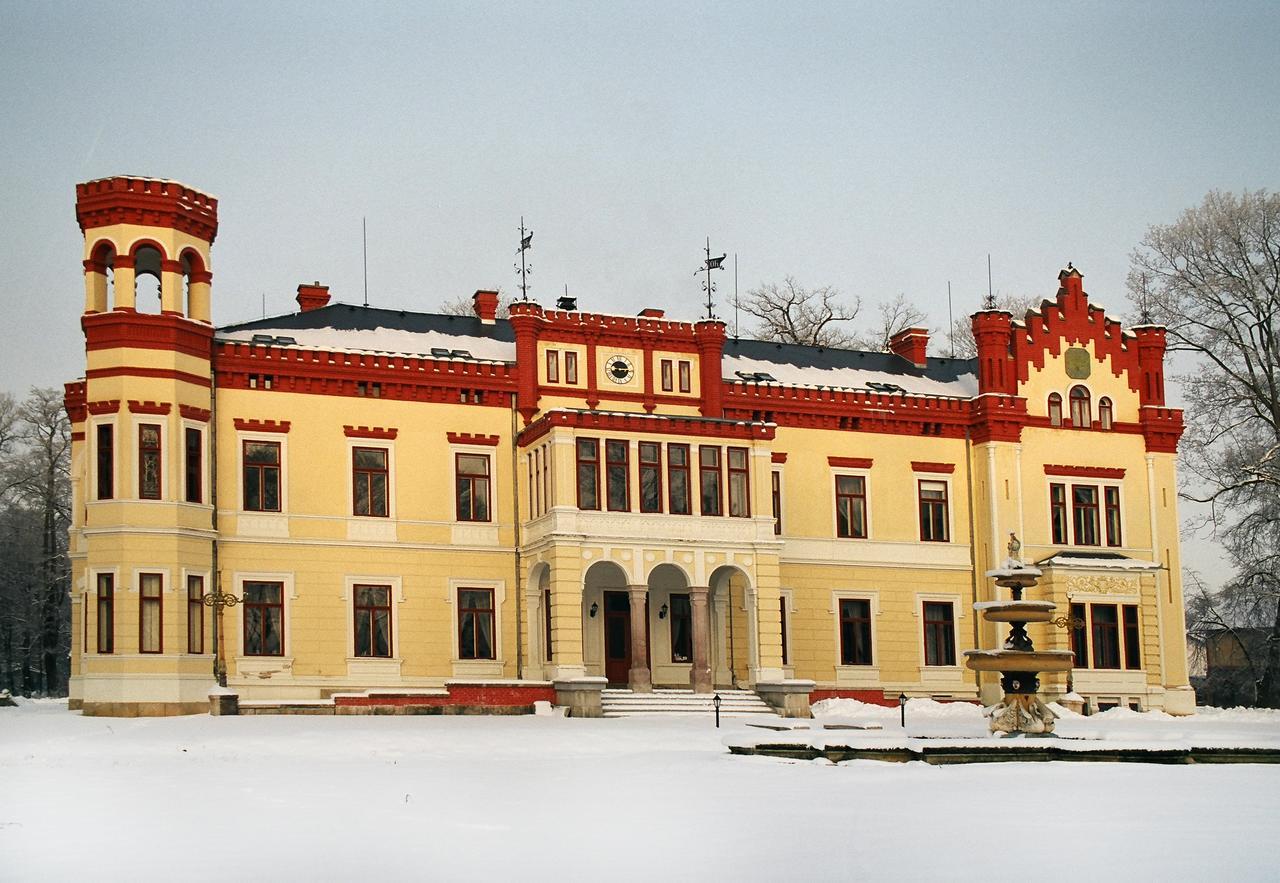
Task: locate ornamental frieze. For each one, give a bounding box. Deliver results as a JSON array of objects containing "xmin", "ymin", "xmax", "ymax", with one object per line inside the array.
[{"xmin": 1066, "ymin": 575, "xmax": 1138, "ymax": 595}]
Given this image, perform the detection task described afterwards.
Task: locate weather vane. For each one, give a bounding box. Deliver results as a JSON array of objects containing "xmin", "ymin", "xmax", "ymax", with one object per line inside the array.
[
  {"xmin": 515, "ymin": 217, "xmax": 533, "ymax": 301},
  {"xmin": 696, "ymin": 236, "xmax": 726, "ymax": 319}
]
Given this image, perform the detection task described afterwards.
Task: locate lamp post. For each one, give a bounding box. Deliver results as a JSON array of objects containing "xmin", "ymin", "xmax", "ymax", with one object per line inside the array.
[
  {"xmin": 713, "ymin": 692, "xmax": 722, "ymax": 728},
  {"xmin": 203, "ymin": 581, "xmax": 242, "ymax": 688},
  {"xmin": 898, "ymin": 692, "xmax": 908, "ymax": 730}
]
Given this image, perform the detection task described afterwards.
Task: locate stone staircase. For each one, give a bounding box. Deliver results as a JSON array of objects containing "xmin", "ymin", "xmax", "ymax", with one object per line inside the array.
[{"xmin": 601, "ymin": 687, "xmax": 778, "ymax": 718}]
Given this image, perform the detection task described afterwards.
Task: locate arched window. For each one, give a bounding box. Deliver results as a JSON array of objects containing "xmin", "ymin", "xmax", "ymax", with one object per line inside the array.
[
  {"xmin": 1098, "ymin": 397, "xmax": 1113, "ymax": 430},
  {"xmin": 180, "ymin": 249, "xmax": 205, "ymax": 319},
  {"xmin": 1048, "ymin": 393, "xmax": 1063, "ymax": 427},
  {"xmin": 1069, "ymin": 385, "xmax": 1091, "ymax": 427}
]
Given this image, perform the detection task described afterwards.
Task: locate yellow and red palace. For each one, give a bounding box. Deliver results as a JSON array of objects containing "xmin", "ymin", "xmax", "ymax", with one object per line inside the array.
[{"xmin": 63, "ymin": 176, "xmax": 1195, "ymax": 717}]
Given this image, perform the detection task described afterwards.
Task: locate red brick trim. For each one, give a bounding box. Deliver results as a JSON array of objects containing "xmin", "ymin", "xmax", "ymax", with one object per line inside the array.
[
  {"xmin": 332, "ymin": 683, "xmax": 556, "ymax": 709},
  {"xmin": 911, "ymin": 461, "xmax": 955, "ymax": 474},
  {"xmin": 127, "ymin": 400, "xmax": 172, "ymax": 415},
  {"xmin": 179, "ymin": 404, "xmax": 211, "ymax": 422},
  {"xmin": 85, "ymin": 366, "xmax": 211, "ymax": 388},
  {"xmin": 1043, "ymin": 464, "xmax": 1126, "ymax": 479},
  {"xmin": 344, "ymin": 425, "xmax": 398, "ymax": 440},
  {"xmin": 447, "ymin": 432, "xmax": 500, "ymax": 446},
  {"xmin": 771, "ymin": 452, "xmax": 788, "ymax": 463},
  {"xmin": 234, "ymin": 418, "xmax": 291, "ymax": 434},
  {"xmin": 83, "ymin": 310, "xmax": 214, "ymax": 360},
  {"xmin": 71, "ymin": 431, "xmax": 86, "ymax": 442},
  {"xmin": 87, "ymin": 399, "xmax": 121, "ymax": 415},
  {"xmin": 518, "ymin": 410, "xmax": 775, "ymax": 447},
  {"xmin": 828, "ymin": 456, "xmax": 874, "ymax": 469},
  {"xmin": 75, "ymin": 176, "xmax": 219, "ymax": 242},
  {"xmin": 63, "ymin": 381, "xmax": 87, "ymax": 424}
]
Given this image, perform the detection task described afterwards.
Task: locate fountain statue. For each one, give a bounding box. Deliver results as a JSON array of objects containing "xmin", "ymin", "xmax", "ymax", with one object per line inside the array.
[{"xmin": 964, "ymin": 534, "xmax": 1074, "ymax": 735}]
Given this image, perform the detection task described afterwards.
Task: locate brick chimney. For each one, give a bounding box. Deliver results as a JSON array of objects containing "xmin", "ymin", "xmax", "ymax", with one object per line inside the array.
[
  {"xmin": 638, "ymin": 308, "xmax": 665, "ymax": 318},
  {"xmin": 888, "ymin": 327, "xmax": 929, "ymax": 368},
  {"xmin": 296, "ymin": 282, "xmax": 330, "ymax": 312},
  {"xmin": 473, "ymin": 289, "xmax": 499, "ymax": 324}
]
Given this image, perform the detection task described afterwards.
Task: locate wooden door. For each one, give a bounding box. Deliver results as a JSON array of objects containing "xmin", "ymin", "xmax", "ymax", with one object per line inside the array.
[{"xmin": 603, "ymin": 591, "xmax": 631, "ymax": 685}]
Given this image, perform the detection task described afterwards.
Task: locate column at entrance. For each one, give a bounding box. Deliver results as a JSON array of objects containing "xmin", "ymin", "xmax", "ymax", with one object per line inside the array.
[
  {"xmin": 626, "ymin": 585, "xmax": 652, "ymax": 692},
  {"xmin": 689, "ymin": 586, "xmax": 713, "ymax": 693}
]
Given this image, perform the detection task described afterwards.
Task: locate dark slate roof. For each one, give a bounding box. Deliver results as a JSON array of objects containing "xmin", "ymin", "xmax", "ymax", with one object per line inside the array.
[
  {"xmin": 724, "ymin": 337, "xmax": 977, "ymax": 386},
  {"xmin": 219, "ymin": 302, "xmax": 516, "ymax": 343}
]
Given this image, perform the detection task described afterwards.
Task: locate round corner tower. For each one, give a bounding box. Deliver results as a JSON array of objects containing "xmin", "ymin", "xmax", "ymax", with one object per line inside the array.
[{"xmin": 68, "ymin": 176, "xmax": 220, "ymax": 716}]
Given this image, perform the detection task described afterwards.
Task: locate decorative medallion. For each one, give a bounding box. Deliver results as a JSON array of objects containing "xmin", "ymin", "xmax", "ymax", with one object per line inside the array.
[
  {"xmin": 605, "ymin": 355, "xmax": 635, "ymax": 384},
  {"xmin": 1064, "ymin": 347, "xmax": 1092, "ymax": 380}
]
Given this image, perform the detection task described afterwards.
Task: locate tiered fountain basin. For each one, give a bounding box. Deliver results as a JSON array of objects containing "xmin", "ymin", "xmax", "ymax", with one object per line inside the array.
[
  {"xmin": 964, "ymin": 649, "xmax": 1075, "ymax": 673},
  {"xmin": 972, "ymin": 600, "xmax": 1056, "ymax": 623}
]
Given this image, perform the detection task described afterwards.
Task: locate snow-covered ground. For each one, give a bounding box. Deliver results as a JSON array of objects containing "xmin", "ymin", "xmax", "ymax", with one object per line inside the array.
[{"xmin": 3, "ymin": 699, "xmax": 1279, "ymax": 882}]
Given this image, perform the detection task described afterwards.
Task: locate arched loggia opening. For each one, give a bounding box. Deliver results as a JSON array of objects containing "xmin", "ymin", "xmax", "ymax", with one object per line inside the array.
[
  {"xmin": 709, "ymin": 565, "xmax": 753, "ymax": 689},
  {"xmin": 526, "ymin": 562, "xmax": 552, "ymax": 677},
  {"xmin": 180, "ymin": 247, "xmax": 211, "ymax": 321},
  {"xmin": 84, "ymin": 240, "xmax": 116, "ymax": 313},
  {"xmin": 130, "ymin": 242, "xmax": 165, "ymax": 313}
]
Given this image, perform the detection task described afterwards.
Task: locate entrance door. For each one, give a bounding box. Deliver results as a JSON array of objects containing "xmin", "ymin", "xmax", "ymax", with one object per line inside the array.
[{"xmin": 603, "ymin": 591, "xmax": 631, "ymax": 685}]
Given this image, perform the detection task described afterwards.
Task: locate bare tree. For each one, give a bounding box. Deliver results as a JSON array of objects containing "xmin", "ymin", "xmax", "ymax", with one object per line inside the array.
[
  {"xmin": 439, "ymin": 290, "xmax": 513, "ymax": 319},
  {"xmin": 946, "ymin": 293, "xmax": 1042, "ymax": 359},
  {"xmin": 0, "ymin": 388, "xmax": 70, "ymax": 695},
  {"xmin": 737, "ymin": 276, "xmax": 861, "ymax": 347},
  {"xmin": 1128, "ymin": 189, "xmax": 1280, "ymax": 706},
  {"xmin": 853, "ymin": 293, "xmax": 931, "ymax": 352}
]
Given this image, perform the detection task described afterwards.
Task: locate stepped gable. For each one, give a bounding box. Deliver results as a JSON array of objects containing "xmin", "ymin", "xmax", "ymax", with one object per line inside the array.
[{"xmin": 1011, "ymin": 267, "xmax": 1140, "ymax": 391}]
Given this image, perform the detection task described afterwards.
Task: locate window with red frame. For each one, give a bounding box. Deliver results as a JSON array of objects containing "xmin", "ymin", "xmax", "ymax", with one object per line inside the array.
[
  {"xmin": 138, "ymin": 424, "xmax": 161, "ymax": 499},
  {"xmin": 353, "ymin": 447, "xmax": 389, "ymax": 517},
  {"xmin": 1048, "ymin": 393, "xmax": 1063, "ymax": 427},
  {"xmin": 605, "ymin": 440, "xmax": 629, "ymax": 511},
  {"xmin": 564, "ymin": 350, "xmax": 578, "ymax": 384},
  {"xmin": 639, "ymin": 442, "xmax": 662, "ymax": 513},
  {"xmin": 1072, "ymin": 484, "xmax": 1100, "ymax": 545},
  {"xmin": 184, "ymin": 427, "xmax": 202, "ymax": 504},
  {"xmin": 96, "ymin": 423, "xmax": 114, "ymax": 500},
  {"xmin": 660, "ymin": 359, "xmax": 674, "ymax": 392},
  {"xmin": 667, "ymin": 444, "xmax": 691, "ymax": 514},
  {"xmin": 139, "ymin": 572, "xmax": 162, "ymax": 653},
  {"xmin": 187, "ymin": 574, "xmax": 204, "ymax": 654},
  {"xmin": 839, "ymin": 598, "xmax": 873, "ymax": 665},
  {"xmin": 771, "ymin": 471, "xmax": 782, "ymax": 535},
  {"xmin": 699, "ymin": 446, "xmax": 722, "ymax": 516},
  {"xmin": 543, "ymin": 587, "xmax": 553, "ymax": 662},
  {"xmin": 835, "ymin": 475, "xmax": 867, "ymax": 538},
  {"xmin": 576, "ymin": 438, "xmax": 600, "ymax": 510},
  {"xmin": 1090, "ymin": 603, "xmax": 1121, "ymax": 669},
  {"xmin": 780, "ymin": 596, "xmax": 789, "ymax": 665},
  {"xmin": 678, "ymin": 361, "xmax": 692, "ymax": 393},
  {"xmin": 354, "ymin": 584, "xmax": 392, "ymax": 658},
  {"xmin": 458, "ymin": 588, "xmax": 495, "ymax": 660},
  {"xmin": 1071, "ymin": 602, "xmax": 1141, "ymax": 671},
  {"xmin": 918, "ymin": 480, "xmax": 949, "ymax": 542},
  {"xmin": 727, "ymin": 447, "xmax": 749, "ymax": 517},
  {"xmin": 96, "ymin": 572, "xmax": 114, "ymax": 653},
  {"xmin": 243, "ymin": 441, "xmax": 281, "ymax": 512},
  {"xmin": 243, "ymin": 581, "xmax": 284, "ymax": 656},
  {"xmin": 456, "ymin": 453, "xmax": 491, "ymax": 521},
  {"xmin": 1104, "ymin": 486, "xmax": 1122, "ymax": 546},
  {"xmin": 546, "ymin": 350, "xmax": 559, "ymax": 383},
  {"xmin": 923, "ymin": 601, "xmax": 956, "ymax": 666},
  {"xmin": 1050, "ymin": 483, "xmax": 1068, "ymax": 544}
]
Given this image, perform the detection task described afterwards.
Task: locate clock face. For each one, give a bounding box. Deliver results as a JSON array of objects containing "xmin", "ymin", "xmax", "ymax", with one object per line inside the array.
[{"xmin": 606, "ymin": 355, "xmax": 635, "ymax": 384}]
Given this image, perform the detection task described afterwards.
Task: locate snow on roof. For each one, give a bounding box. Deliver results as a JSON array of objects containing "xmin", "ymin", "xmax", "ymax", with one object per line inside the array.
[
  {"xmin": 722, "ymin": 353, "xmax": 978, "ymax": 398},
  {"xmin": 1037, "ymin": 553, "xmax": 1160, "ymax": 571},
  {"xmin": 217, "ymin": 325, "xmax": 516, "ymax": 362}
]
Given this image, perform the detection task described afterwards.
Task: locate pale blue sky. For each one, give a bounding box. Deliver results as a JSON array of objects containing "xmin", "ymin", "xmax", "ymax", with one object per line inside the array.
[{"xmin": 2, "ymin": 0, "xmax": 1276, "ymax": 577}]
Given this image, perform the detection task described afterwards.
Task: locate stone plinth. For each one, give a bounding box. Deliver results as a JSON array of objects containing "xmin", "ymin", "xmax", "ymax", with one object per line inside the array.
[
  {"xmin": 756, "ymin": 680, "xmax": 816, "ymax": 718},
  {"xmin": 553, "ymin": 677, "xmax": 608, "ymax": 718}
]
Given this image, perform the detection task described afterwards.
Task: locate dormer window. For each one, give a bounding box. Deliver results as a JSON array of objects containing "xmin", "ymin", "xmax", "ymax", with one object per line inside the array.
[
  {"xmin": 1069, "ymin": 386, "xmax": 1091, "ymax": 427},
  {"xmin": 1048, "ymin": 393, "xmax": 1063, "ymax": 427}
]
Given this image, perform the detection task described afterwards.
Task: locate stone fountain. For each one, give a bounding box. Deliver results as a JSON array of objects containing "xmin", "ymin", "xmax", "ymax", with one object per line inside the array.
[{"xmin": 964, "ymin": 535, "xmax": 1074, "ymax": 735}]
